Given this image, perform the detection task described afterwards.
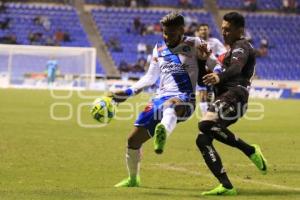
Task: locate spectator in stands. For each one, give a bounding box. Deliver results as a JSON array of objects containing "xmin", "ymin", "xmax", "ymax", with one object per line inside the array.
[
  {"xmin": 153, "ymin": 22, "xmax": 162, "ymax": 34},
  {"xmin": 256, "ymin": 37, "xmax": 269, "ymax": 57},
  {"xmin": 145, "ymin": 22, "xmax": 161, "ymax": 35},
  {"xmin": 114, "ymin": 0, "xmax": 125, "ymax": 6},
  {"xmin": 28, "ymin": 32, "xmax": 44, "ymax": 45},
  {"xmin": 0, "ymin": 34, "xmax": 17, "ymax": 44},
  {"xmin": 137, "ymin": 42, "xmax": 147, "ymax": 59},
  {"xmin": 185, "ymin": 23, "xmax": 198, "ymax": 36},
  {"xmin": 132, "ymin": 57, "xmax": 146, "ymax": 73},
  {"xmin": 184, "ymin": 15, "xmax": 198, "ymax": 36},
  {"xmin": 133, "ymin": 17, "xmax": 142, "ymax": 33},
  {"xmin": 107, "ymin": 37, "xmax": 123, "ymax": 52},
  {"xmin": 282, "ymin": 0, "xmax": 297, "ymax": 13},
  {"xmin": 137, "ymin": 0, "xmax": 149, "ymax": 7},
  {"xmin": 119, "ymin": 60, "xmax": 131, "ymax": 73},
  {"xmin": 63, "ymin": 31, "xmax": 71, "ymax": 42},
  {"xmin": 244, "ymin": 0, "xmax": 257, "ymax": 12},
  {"xmin": 127, "ymin": 17, "xmax": 146, "ymax": 35},
  {"xmin": 0, "ymin": 17, "xmax": 10, "ymax": 30},
  {"xmin": 130, "ymin": 0, "xmax": 137, "ymax": 7},
  {"xmin": 54, "ymin": 29, "xmax": 65, "ymax": 44},
  {"xmin": 178, "ymin": 0, "xmax": 192, "ymax": 9},
  {"xmin": 104, "ymin": 0, "xmax": 113, "ymax": 6},
  {"xmin": 0, "ymin": 0, "xmax": 6, "ymax": 13},
  {"xmin": 33, "ymin": 16, "xmax": 51, "ymax": 31}
]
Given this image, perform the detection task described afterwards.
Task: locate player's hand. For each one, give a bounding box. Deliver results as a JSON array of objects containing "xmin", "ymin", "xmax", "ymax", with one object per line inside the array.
[
  {"xmin": 197, "ymin": 43, "xmax": 212, "ymax": 60},
  {"xmin": 108, "ymin": 90, "xmax": 129, "ymax": 103},
  {"xmin": 203, "ymin": 73, "xmax": 220, "ymax": 85}
]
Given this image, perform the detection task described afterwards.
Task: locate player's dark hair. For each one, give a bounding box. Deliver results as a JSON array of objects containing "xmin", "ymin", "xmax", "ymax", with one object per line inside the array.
[
  {"xmin": 198, "ymin": 23, "xmax": 209, "ymax": 28},
  {"xmin": 197, "ymin": 23, "xmax": 209, "ymax": 31},
  {"xmin": 160, "ymin": 12, "xmax": 185, "ymax": 27},
  {"xmin": 223, "ymin": 12, "xmax": 245, "ymax": 28}
]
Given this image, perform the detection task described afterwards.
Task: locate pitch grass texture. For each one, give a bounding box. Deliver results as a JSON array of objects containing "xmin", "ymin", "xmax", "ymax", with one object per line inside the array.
[{"xmin": 0, "ymin": 89, "xmax": 300, "ymax": 200}]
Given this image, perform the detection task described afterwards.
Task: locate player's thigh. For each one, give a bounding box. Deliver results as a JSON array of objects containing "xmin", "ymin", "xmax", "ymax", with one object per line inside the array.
[
  {"xmin": 163, "ymin": 97, "xmax": 194, "ymax": 118},
  {"xmin": 127, "ymin": 126, "xmax": 151, "ymax": 149},
  {"xmin": 163, "ymin": 97, "xmax": 185, "ymax": 116},
  {"xmin": 201, "ymin": 111, "xmax": 218, "ymax": 122},
  {"xmin": 203, "ymin": 90, "xmax": 245, "ymax": 127}
]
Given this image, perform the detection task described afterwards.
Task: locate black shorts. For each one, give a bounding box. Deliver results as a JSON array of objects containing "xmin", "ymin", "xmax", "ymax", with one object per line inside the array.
[{"xmin": 208, "ymin": 86, "xmax": 249, "ymax": 127}]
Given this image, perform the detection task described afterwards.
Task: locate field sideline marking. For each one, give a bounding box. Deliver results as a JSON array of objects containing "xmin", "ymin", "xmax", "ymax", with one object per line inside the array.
[{"xmin": 151, "ymin": 163, "xmax": 300, "ymax": 192}]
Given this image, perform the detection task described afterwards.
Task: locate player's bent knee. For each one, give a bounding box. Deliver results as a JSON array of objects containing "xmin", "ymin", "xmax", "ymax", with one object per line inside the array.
[
  {"xmin": 196, "ymin": 133, "xmax": 212, "ymax": 150},
  {"xmin": 127, "ymin": 127, "xmax": 151, "ymax": 149},
  {"xmin": 198, "ymin": 120, "xmax": 216, "ymax": 133},
  {"xmin": 127, "ymin": 136, "xmax": 142, "ymax": 149}
]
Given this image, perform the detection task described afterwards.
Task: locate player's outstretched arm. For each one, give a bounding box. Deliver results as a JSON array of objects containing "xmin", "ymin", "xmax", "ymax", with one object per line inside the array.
[
  {"xmin": 110, "ymin": 55, "xmax": 159, "ymax": 103},
  {"xmin": 109, "ymin": 89, "xmax": 142, "ymax": 103}
]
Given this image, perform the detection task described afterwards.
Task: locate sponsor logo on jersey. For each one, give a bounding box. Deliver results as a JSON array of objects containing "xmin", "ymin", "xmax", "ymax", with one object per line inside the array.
[{"xmin": 232, "ymin": 48, "xmax": 244, "ymax": 54}]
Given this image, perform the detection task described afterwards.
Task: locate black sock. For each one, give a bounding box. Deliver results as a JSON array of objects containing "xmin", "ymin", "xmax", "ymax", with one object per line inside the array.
[
  {"xmin": 217, "ymin": 173, "xmax": 233, "ymax": 189},
  {"xmin": 196, "ymin": 132, "xmax": 233, "ymax": 189},
  {"xmin": 212, "ymin": 125, "xmax": 255, "ymax": 157}
]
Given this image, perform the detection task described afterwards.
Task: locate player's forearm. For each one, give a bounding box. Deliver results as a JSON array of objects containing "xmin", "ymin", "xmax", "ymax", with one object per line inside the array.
[{"xmin": 131, "ymin": 75, "xmax": 157, "ymax": 92}]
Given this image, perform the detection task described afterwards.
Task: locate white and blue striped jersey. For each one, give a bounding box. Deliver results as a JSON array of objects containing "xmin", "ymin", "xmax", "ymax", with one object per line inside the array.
[{"xmin": 132, "ymin": 36, "xmax": 205, "ymax": 98}]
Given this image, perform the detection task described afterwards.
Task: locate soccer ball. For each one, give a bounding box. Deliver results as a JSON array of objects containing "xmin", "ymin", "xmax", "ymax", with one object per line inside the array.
[{"xmin": 91, "ymin": 96, "xmax": 115, "ymax": 124}]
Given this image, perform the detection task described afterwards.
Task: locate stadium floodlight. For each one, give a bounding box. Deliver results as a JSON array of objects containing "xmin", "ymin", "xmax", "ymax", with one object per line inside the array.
[{"xmin": 0, "ymin": 44, "xmax": 97, "ymax": 89}]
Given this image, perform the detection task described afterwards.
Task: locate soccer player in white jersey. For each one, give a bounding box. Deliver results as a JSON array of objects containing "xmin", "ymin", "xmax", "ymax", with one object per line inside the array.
[
  {"xmin": 195, "ymin": 23, "xmax": 227, "ymax": 116},
  {"xmin": 111, "ymin": 12, "xmax": 209, "ymax": 187}
]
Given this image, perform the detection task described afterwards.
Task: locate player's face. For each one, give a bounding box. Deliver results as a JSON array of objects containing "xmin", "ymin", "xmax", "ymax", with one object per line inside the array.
[
  {"xmin": 221, "ymin": 20, "xmax": 242, "ymax": 45},
  {"xmin": 196, "ymin": 26, "xmax": 209, "ymax": 40},
  {"xmin": 162, "ymin": 25, "xmax": 184, "ymax": 48}
]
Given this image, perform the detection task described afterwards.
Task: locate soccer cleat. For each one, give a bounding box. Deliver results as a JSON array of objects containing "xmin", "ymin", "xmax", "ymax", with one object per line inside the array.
[
  {"xmin": 201, "ymin": 184, "xmax": 237, "ymax": 196},
  {"xmin": 250, "ymin": 144, "xmax": 267, "ymax": 175},
  {"xmin": 114, "ymin": 176, "xmax": 140, "ymax": 187},
  {"xmin": 153, "ymin": 123, "xmax": 167, "ymax": 154}
]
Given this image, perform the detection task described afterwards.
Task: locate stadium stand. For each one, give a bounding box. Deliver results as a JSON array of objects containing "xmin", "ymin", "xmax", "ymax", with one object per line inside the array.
[
  {"xmin": 217, "ymin": 0, "xmax": 283, "ymax": 10},
  {"xmin": 91, "ymin": 8, "xmax": 219, "ymax": 77},
  {"xmin": 85, "ymin": 0, "xmax": 204, "ymax": 8},
  {"xmin": 0, "ymin": 3, "xmax": 105, "ymax": 74},
  {"xmin": 1, "ymin": 3, "xmax": 89, "ymax": 46},
  {"xmin": 246, "ymin": 14, "xmax": 300, "ymax": 80},
  {"xmin": 1, "ymin": 0, "xmax": 299, "ymax": 80}
]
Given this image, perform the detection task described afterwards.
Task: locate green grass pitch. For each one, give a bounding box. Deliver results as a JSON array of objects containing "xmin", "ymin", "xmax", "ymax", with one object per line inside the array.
[{"xmin": 0, "ymin": 88, "xmax": 300, "ymax": 200}]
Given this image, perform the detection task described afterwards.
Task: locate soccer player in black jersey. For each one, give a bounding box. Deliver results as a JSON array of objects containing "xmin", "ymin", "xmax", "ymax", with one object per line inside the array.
[{"xmin": 196, "ymin": 12, "xmax": 268, "ymax": 196}]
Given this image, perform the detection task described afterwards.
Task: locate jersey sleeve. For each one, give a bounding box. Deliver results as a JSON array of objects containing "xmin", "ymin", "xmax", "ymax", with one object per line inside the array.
[
  {"xmin": 218, "ymin": 42, "xmax": 249, "ymax": 83},
  {"xmin": 214, "ymin": 39, "xmax": 227, "ymax": 56},
  {"xmin": 194, "ymin": 37, "xmax": 209, "ymax": 60},
  {"xmin": 132, "ymin": 45, "xmax": 160, "ymax": 91}
]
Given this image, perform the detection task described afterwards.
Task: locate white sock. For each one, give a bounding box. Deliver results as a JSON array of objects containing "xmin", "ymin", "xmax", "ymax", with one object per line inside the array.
[
  {"xmin": 126, "ymin": 148, "xmax": 141, "ymax": 179},
  {"xmin": 161, "ymin": 107, "xmax": 177, "ymax": 137},
  {"xmin": 199, "ymin": 102, "xmax": 208, "ymax": 116}
]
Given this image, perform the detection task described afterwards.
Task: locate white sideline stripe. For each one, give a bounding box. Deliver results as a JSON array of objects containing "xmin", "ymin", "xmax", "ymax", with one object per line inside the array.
[{"xmin": 151, "ymin": 163, "xmax": 300, "ymax": 192}]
